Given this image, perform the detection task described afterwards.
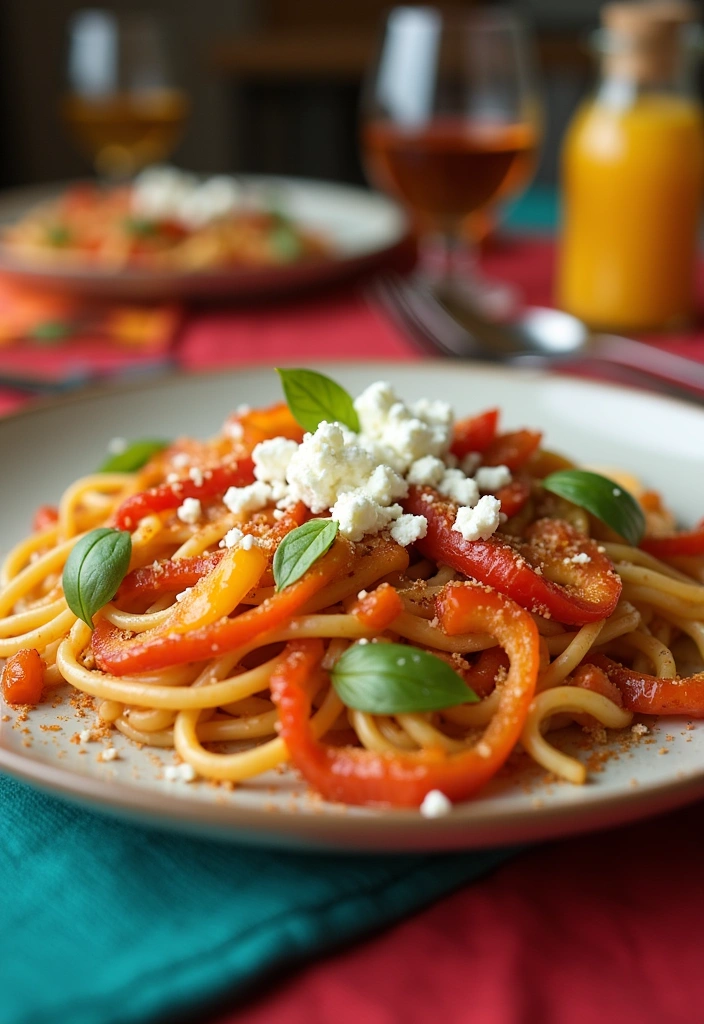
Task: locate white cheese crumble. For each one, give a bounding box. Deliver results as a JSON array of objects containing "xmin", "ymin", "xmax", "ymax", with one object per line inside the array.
[
  {"xmin": 176, "ymin": 588, "xmax": 193, "ymax": 603},
  {"xmin": 329, "ymin": 492, "xmax": 402, "ymax": 543},
  {"xmin": 102, "ymin": 747, "xmax": 119, "ymax": 762},
  {"xmin": 390, "ymin": 513, "xmax": 428, "ymax": 547},
  {"xmin": 437, "ymin": 468, "xmax": 480, "ymax": 508},
  {"xmin": 353, "ymin": 381, "xmax": 453, "ymax": 472},
  {"xmin": 452, "ymin": 495, "xmax": 503, "ymax": 542},
  {"xmin": 253, "ymin": 436, "xmax": 299, "ymax": 484},
  {"xmin": 164, "ymin": 762, "xmax": 197, "ymax": 782},
  {"xmin": 188, "ymin": 466, "xmax": 204, "ymax": 487},
  {"xmin": 631, "ymin": 723, "xmax": 649, "ymax": 736},
  {"xmin": 79, "ymin": 728, "xmax": 92, "ymax": 743},
  {"xmin": 220, "ymin": 527, "xmax": 244, "ymax": 549},
  {"xmin": 223, "ymin": 481, "xmax": 271, "ymax": 515},
  {"xmin": 240, "ymin": 534, "xmax": 255, "ymax": 551},
  {"xmin": 286, "ymin": 421, "xmax": 374, "ymax": 513},
  {"xmin": 173, "ymin": 452, "xmax": 191, "ymax": 469},
  {"xmin": 420, "ymin": 789, "xmax": 452, "ymax": 818},
  {"xmin": 564, "ymin": 552, "xmax": 591, "ymax": 565},
  {"xmin": 474, "ymin": 465, "xmax": 512, "ymax": 493},
  {"xmin": 176, "ymin": 497, "xmax": 202, "ymax": 524},
  {"xmin": 225, "ymin": 420, "xmax": 244, "ymax": 441},
  {"xmin": 406, "ymin": 455, "xmax": 446, "ymax": 488}
]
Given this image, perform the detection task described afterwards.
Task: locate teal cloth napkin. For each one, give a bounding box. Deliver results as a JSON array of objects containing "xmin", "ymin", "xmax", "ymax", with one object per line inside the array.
[{"xmin": 1, "ymin": 774, "xmax": 515, "ymax": 1024}]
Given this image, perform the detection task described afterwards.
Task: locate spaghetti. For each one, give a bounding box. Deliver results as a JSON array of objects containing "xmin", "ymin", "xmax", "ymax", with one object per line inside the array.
[{"xmin": 2, "ymin": 374, "xmax": 703, "ymax": 810}]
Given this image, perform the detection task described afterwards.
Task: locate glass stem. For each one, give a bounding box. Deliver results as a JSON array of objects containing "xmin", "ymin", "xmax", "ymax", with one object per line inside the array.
[{"xmin": 419, "ymin": 226, "xmax": 479, "ymax": 297}]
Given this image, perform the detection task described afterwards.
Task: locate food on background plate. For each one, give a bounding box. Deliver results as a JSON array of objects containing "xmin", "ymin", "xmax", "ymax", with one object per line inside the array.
[
  {"xmin": 1, "ymin": 369, "xmax": 703, "ymax": 813},
  {"xmin": 1, "ymin": 167, "xmax": 330, "ymax": 272}
]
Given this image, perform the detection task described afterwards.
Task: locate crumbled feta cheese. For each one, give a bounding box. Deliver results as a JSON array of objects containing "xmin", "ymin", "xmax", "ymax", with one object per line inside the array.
[
  {"xmin": 420, "ymin": 789, "xmax": 452, "ymax": 818},
  {"xmin": 107, "ymin": 437, "xmax": 127, "ymax": 455},
  {"xmin": 474, "ymin": 465, "xmax": 512, "ymax": 493},
  {"xmin": 269, "ymin": 481, "xmax": 289, "ymax": 503},
  {"xmin": 220, "ymin": 527, "xmax": 244, "ymax": 549},
  {"xmin": 102, "ymin": 747, "xmax": 119, "ymax": 762},
  {"xmin": 437, "ymin": 469, "xmax": 480, "ymax": 508},
  {"xmin": 330, "ymin": 492, "xmax": 402, "ymax": 542},
  {"xmin": 353, "ymin": 381, "xmax": 453, "ymax": 472},
  {"xmin": 286, "ymin": 421, "xmax": 374, "ymax": 513},
  {"xmin": 166, "ymin": 472, "xmax": 180, "ymax": 484},
  {"xmin": 452, "ymin": 495, "xmax": 502, "ymax": 541},
  {"xmin": 363, "ymin": 464, "xmax": 408, "ymax": 505},
  {"xmin": 406, "ymin": 455, "xmax": 446, "ymax": 488},
  {"xmin": 79, "ymin": 729, "xmax": 92, "ymax": 743},
  {"xmin": 173, "ymin": 452, "xmax": 190, "ymax": 469},
  {"xmin": 240, "ymin": 534, "xmax": 255, "ymax": 551},
  {"xmin": 357, "ymin": 590, "xmax": 368, "ymax": 599},
  {"xmin": 223, "ymin": 481, "xmax": 271, "ymax": 515},
  {"xmin": 176, "ymin": 497, "xmax": 202, "ymax": 524},
  {"xmin": 631, "ymin": 723, "xmax": 649, "ymax": 736},
  {"xmin": 164, "ymin": 765, "xmax": 180, "ymax": 781},
  {"xmin": 178, "ymin": 762, "xmax": 197, "ymax": 782},
  {"xmin": 564, "ymin": 552, "xmax": 591, "ymax": 565},
  {"xmin": 176, "ymin": 588, "xmax": 193, "ymax": 603},
  {"xmin": 273, "ymin": 509, "xmax": 285, "ymax": 521},
  {"xmin": 460, "ymin": 452, "xmax": 482, "ymax": 476},
  {"xmin": 253, "ymin": 436, "xmax": 299, "ymax": 483},
  {"xmin": 390, "ymin": 513, "xmax": 428, "ymax": 547},
  {"xmin": 188, "ymin": 466, "xmax": 204, "ymax": 487}
]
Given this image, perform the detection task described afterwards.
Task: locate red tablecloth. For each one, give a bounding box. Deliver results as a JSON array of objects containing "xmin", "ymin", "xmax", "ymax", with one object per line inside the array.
[{"xmin": 2, "ymin": 237, "xmax": 703, "ymax": 1024}]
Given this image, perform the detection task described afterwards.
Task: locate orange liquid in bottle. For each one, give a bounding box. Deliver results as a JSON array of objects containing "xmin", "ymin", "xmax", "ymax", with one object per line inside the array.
[{"xmin": 558, "ymin": 94, "xmax": 704, "ymax": 331}]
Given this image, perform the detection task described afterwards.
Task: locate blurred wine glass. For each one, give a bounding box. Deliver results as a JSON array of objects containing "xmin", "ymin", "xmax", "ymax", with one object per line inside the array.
[
  {"xmin": 362, "ymin": 6, "xmax": 541, "ymax": 316},
  {"xmin": 62, "ymin": 9, "xmax": 189, "ymax": 179}
]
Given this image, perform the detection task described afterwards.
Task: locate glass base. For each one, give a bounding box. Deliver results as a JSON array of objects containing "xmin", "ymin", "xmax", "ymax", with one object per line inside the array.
[{"xmin": 417, "ymin": 235, "xmax": 518, "ymax": 322}]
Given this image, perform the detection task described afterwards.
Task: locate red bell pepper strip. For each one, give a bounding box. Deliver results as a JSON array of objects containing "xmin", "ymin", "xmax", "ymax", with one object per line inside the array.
[
  {"xmin": 92, "ymin": 539, "xmax": 354, "ymax": 675},
  {"xmin": 450, "ymin": 409, "xmax": 499, "ymax": 459},
  {"xmin": 113, "ymin": 459, "xmax": 255, "ymax": 530},
  {"xmin": 404, "ymin": 487, "xmax": 622, "ymax": 625},
  {"xmin": 464, "ymin": 647, "xmax": 510, "ymax": 698},
  {"xmin": 494, "ymin": 478, "xmax": 531, "ymax": 519},
  {"xmin": 640, "ymin": 522, "xmax": 704, "ymax": 559},
  {"xmin": 270, "ymin": 581, "xmax": 539, "ymax": 808},
  {"xmin": 2, "ymin": 649, "xmax": 44, "ymax": 705},
  {"xmin": 481, "ymin": 429, "xmax": 543, "ymax": 472},
  {"xmin": 349, "ymin": 583, "xmax": 403, "ymax": 631},
  {"xmin": 571, "ymin": 663, "xmax": 623, "ymax": 707},
  {"xmin": 32, "ymin": 505, "xmax": 59, "ymax": 533},
  {"xmin": 587, "ymin": 654, "xmax": 704, "ymax": 717}
]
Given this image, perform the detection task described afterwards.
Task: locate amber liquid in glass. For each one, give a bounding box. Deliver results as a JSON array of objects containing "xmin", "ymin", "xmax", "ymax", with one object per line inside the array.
[
  {"xmin": 363, "ymin": 118, "xmax": 536, "ymax": 227},
  {"xmin": 62, "ymin": 90, "xmax": 189, "ymax": 174}
]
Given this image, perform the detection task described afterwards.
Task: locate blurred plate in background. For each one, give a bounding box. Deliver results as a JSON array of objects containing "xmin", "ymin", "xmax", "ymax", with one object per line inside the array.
[{"xmin": 0, "ymin": 176, "xmax": 409, "ymax": 301}]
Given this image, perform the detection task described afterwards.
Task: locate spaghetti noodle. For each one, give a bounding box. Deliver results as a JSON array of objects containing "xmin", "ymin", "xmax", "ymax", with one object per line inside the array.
[{"xmin": 2, "ymin": 373, "xmax": 703, "ymax": 810}]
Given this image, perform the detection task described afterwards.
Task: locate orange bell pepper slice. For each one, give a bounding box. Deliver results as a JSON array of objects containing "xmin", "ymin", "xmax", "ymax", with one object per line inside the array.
[
  {"xmin": 92, "ymin": 539, "xmax": 353, "ymax": 675},
  {"xmin": 2, "ymin": 649, "xmax": 44, "ymax": 705},
  {"xmin": 270, "ymin": 581, "xmax": 539, "ymax": 808}
]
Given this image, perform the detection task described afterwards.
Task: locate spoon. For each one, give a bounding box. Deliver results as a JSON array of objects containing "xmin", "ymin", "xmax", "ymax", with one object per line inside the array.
[{"xmin": 377, "ymin": 276, "xmax": 704, "ymax": 400}]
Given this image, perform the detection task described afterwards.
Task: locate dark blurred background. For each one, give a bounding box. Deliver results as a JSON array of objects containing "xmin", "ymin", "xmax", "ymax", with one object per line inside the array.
[{"xmin": 0, "ymin": 0, "xmax": 603, "ymax": 191}]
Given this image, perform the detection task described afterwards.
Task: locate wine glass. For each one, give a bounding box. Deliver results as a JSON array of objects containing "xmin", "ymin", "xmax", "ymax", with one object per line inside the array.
[
  {"xmin": 362, "ymin": 6, "xmax": 541, "ymax": 317},
  {"xmin": 62, "ymin": 9, "xmax": 190, "ymax": 179}
]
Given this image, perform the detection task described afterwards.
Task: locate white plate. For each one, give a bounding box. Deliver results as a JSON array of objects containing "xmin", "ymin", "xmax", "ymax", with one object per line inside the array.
[
  {"xmin": 0, "ymin": 177, "xmax": 409, "ymax": 301},
  {"xmin": 1, "ymin": 362, "xmax": 703, "ymax": 851}
]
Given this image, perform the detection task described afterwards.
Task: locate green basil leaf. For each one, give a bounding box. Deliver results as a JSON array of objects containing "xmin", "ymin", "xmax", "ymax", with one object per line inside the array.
[
  {"xmin": 276, "ymin": 368, "xmax": 360, "ymax": 434},
  {"xmin": 273, "ymin": 519, "xmax": 339, "ymax": 591},
  {"xmin": 331, "ymin": 642, "xmax": 478, "ymax": 714},
  {"xmin": 63, "ymin": 528, "xmax": 132, "ymax": 629},
  {"xmin": 271, "ymin": 224, "xmax": 302, "ymax": 262},
  {"xmin": 542, "ymin": 469, "xmax": 646, "ymax": 546},
  {"xmin": 99, "ymin": 439, "xmax": 169, "ymax": 473}
]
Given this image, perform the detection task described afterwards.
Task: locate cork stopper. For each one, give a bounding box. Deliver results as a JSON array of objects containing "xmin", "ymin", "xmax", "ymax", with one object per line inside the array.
[{"xmin": 600, "ymin": 2, "xmax": 698, "ymax": 83}]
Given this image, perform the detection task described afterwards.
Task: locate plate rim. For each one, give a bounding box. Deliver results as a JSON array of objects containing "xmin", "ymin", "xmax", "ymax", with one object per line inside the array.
[{"xmin": 2, "ymin": 360, "xmax": 704, "ymax": 850}]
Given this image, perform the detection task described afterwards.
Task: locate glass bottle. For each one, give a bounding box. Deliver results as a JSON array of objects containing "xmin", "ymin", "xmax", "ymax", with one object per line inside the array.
[{"xmin": 557, "ymin": 2, "xmax": 704, "ymax": 332}]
